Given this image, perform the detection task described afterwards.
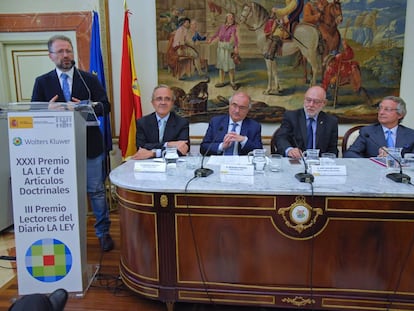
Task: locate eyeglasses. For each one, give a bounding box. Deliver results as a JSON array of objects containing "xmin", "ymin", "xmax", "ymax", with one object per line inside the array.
[
  {"xmin": 304, "ymin": 97, "xmax": 325, "ymax": 105},
  {"xmin": 50, "ymin": 49, "xmax": 74, "ymax": 55},
  {"xmin": 377, "ymin": 105, "xmax": 398, "ymax": 113},
  {"xmin": 230, "ymin": 102, "xmax": 249, "ymax": 111},
  {"xmin": 154, "ymin": 96, "xmax": 172, "ymax": 102}
]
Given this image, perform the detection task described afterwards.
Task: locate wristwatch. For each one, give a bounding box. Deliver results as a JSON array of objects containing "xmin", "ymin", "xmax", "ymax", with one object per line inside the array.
[{"xmin": 152, "ymin": 149, "xmax": 162, "ymax": 158}]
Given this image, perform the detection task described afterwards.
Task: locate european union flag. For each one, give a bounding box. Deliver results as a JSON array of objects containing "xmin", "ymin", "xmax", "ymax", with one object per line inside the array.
[{"xmin": 90, "ymin": 10, "xmax": 112, "ymax": 177}]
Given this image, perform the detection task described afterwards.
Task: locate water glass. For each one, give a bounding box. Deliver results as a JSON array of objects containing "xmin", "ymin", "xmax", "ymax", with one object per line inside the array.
[
  {"xmin": 386, "ymin": 147, "xmax": 402, "ymax": 169},
  {"xmin": 248, "ymin": 149, "xmax": 267, "ymax": 173},
  {"xmin": 303, "ymin": 149, "xmax": 320, "ymax": 167},
  {"xmin": 162, "ymin": 147, "xmax": 179, "ymax": 165},
  {"xmin": 186, "ymin": 152, "xmax": 201, "ymax": 169},
  {"xmin": 268, "ymin": 154, "xmax": 282, "ymax": 172},
  {"xmin": 320, "ymin": 152, "xmax": 336, "ymax": 166},
  {"xmin": 403, "ymin": 153, "xmax": 414, "ymax": 170}
]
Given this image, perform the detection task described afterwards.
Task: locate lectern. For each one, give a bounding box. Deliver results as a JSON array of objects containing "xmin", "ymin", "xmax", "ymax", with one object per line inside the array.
[
  {"xmin": 5, "ymin": 102, "xmax": 97, "ymax": 296},
  {"xmin": 0, "ymin": 111, "xmax": 13, "ymax": 231}
]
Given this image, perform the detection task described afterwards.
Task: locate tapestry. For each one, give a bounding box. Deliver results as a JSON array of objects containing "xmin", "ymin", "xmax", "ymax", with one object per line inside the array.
[{"xmin": 155, "ymin": 0, "xmax": 407, "ymax": 124}]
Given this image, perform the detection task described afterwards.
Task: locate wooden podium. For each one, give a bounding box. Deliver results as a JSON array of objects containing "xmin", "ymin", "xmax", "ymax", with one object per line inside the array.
[{"xmin": 0, "ymin": 112, "xmax": 13, "ymax": 232}]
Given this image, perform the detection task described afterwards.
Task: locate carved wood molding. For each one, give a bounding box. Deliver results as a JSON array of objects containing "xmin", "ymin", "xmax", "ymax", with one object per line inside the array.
[{"xmin": 0, "ymin": 12, "xmax": 92, "ymax": 70}]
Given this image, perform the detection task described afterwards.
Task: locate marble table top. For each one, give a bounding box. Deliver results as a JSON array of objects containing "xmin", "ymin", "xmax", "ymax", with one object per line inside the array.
[{"xmin": 109, "ymin": 157, "xmax": 414, "ymax": 198}]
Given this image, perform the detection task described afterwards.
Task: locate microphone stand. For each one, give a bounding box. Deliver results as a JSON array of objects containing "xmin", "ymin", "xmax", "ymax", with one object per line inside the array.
[
  {"xmin": 194, "ymin": 161, "xmax": 214, "ymax": 178},
  {"xmin": 384, "ymin": 154, "xmax": 410, "ymax": 183},
  {"xmin": 295, "ymin": 155, "xmax": 314, "ymax": 183},
  {"xmin": 363, "ymin": 133, "xmax": 410, "ymax": 184},
  {"xmin": 71, "ymin": 60, "xmax": 102, "ymax": 126},
  {"xmin": 72, "ymin": 60, "xmax": 92, "ymax": 102},
  {"xmin": 195, "ymin": 126, "xmax": 224, "ymax": 177},
  {"xmin": 292, "ymin": 137, "xmax": 314, "ymax": 183}
]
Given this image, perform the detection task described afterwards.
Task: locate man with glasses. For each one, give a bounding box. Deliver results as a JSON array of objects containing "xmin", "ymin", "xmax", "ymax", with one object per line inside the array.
[
  {"xmin": 131, "ymin": 85, "xmax": 190, "ymax": 160},
  {"xmin": 31, "ymin": 35, "xmax": 114, "ymax": 252},
  {"xmin": 275, "ymin": 85, "xmax": 338, "ymax": 158},
  {"xmin": 200, "ymin": 91, "xmax": 262, "ymax": 155},
  {"xmin": 344, "ymin": 96, "xmax": 414, "ymax": 158}
]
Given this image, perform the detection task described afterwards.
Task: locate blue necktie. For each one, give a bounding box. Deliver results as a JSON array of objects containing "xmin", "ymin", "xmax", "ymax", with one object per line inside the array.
[
  {"xmin": 307, "ymin": 118, "xmax": 314, "ymax": 149},
  {"xmin": 386, "ymin": 130, "xmax": 394, "ymax": 148},
  {"xmin": 61, "ymin": 73, "xmax": 71, "ymax": 102},
  {"xmin": 159, "ymin": 119, "xmax": 166, "ymax": 143},
  {"xmin": 224, "ymin": 123, "xmax": 238, "ymax": 155}
]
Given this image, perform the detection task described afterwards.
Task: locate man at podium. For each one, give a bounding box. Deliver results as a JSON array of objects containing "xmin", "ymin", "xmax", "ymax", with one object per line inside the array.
[{"xmin": 31, "ymin": 35, "xmax": 114, "ymax": 252}]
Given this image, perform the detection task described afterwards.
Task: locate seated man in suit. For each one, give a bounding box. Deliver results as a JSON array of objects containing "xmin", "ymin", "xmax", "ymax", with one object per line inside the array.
[
  {"xmin": 131, "ymin": 84, "xmax": 190, "ymax": 160},
  {"xmin": 344, "ymin": 96, "xmax": 414, "ymax": 158},
  {"xmin": 200, "ymin": 91, "xmax": 263, "ymax": 155},
  {"xmin": 275, "ymin": 85, "xmax": 338, "ymax": 158}
]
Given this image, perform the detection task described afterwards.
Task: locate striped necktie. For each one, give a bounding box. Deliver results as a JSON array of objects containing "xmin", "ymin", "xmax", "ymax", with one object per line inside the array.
[{"xmin": 61, "ymin": 73, "xmax": 71, "ymax": 102}]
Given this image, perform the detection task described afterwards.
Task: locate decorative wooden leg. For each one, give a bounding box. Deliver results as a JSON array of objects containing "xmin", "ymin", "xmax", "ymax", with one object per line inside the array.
[{"xmin": 165, "ymin": 301, "xmax": 174, "ymax": 311}]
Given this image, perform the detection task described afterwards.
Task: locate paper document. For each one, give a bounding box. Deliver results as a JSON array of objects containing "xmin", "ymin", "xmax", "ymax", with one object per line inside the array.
[{"xmin": 206, "ymin": 155, "xmax": 251, "ymax": 166}]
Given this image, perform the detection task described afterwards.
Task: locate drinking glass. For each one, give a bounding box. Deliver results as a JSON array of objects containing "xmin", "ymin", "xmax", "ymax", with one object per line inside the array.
[
  {"xmin": 320, "ymin": 152, "xmax": 336, "ymax": 166},
  {"xmin": 268, "ymin": 154, "xmax": 282, "ymax": 172}
]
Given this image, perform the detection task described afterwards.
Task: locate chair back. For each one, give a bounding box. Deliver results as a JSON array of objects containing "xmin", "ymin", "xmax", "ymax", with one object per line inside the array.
[
  {"xmin": 270, "ymin": 127, "xmax": 280, "ymax": 154},
  {"xmin": 342, "ymin": 125, "xmax": 365, "ymax": 154}
]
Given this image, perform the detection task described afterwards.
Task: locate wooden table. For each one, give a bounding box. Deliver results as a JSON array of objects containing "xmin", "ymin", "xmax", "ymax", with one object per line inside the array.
[{"xmin": 110, "ymin": 158, "xmax": 414, "ymax": 310}]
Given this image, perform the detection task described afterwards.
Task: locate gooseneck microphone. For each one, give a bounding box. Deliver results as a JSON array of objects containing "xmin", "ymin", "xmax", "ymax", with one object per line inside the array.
[
  {"xmin": 292, "ymin": 137, "xmax": 314, "ymax": 183},
  {"xmin": 71, "ymin": 60, "xmax": 101, "ymax": 127},
  {"xmin": 72, "ymin": 60, "xmax": 92, "ymax": 102},
  {"xmin": 195, "ymin": 126, "xmax": 224, "ymax": 177},
  {"xmin": 364, "ymin": 133, "xmax": 411, "ymax": 184}
]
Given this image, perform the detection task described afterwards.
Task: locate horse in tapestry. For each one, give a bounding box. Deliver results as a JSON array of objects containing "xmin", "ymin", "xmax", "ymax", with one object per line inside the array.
[{"xmin": 239, "ymin": 1, "xmax": 343, "ymax": 95}]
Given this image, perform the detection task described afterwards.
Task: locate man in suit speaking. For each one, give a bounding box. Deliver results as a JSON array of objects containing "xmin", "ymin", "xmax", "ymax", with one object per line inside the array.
[
  {"xmin": 275, "ymin": 85, "xmax": 338, "ymax": 158},
  {"xmin": 344, "ymin": 96, "xmax": 414, "ymax": 158},
  {"xmin": 200, "ymin": 91, "xmax": 263, "ymax": 155},
  {"xmin": 31, "ymin": 35, "xmax": 114, "ymax": 252}
]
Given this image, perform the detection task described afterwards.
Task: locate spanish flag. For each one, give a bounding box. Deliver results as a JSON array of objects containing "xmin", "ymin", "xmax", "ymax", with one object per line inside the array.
[{"xmin": 119, "ymin": 4, "xmax": 142, "ymax": 159}]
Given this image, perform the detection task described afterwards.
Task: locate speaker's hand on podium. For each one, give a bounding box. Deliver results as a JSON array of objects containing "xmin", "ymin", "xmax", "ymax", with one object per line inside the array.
[
  {"xmin": 48, "ymin": 95, "xmax": 77, "ymax": 110},
  {"xmin": 48, "ymin": 95, "xmax": 67, "ymax": 110}
]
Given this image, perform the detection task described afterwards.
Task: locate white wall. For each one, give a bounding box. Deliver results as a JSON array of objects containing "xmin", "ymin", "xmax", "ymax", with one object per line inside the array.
[{"xmin": 1, "ymin": 0, "xmax": 413, "ymax": 138}]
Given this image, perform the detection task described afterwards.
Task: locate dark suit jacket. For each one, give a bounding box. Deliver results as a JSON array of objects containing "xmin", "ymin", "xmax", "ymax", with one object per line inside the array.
[
  {"xmin": 135, "ymin": 111, "xmax": 190, "ymax": 155},
  {"xmin": 344, "ymin": 123, "xmax": 414, "ymax": 158},
  {"xmin": 31, "ymin": 69, "xmax": 110, "ymax": 158},
  {"xmin": 275, "ymin": 109, "xmax": 338, "ymax": 156},
  {"xmin": 200, "ymin": 115, "xmax": 263, "ymax": 155}
]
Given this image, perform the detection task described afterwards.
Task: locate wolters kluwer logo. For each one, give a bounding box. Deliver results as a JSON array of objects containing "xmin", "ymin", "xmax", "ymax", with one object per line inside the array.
[
  {"xmin": 25, "ymin": 238, "xmax": 72, "ymax": 282},
  {"xmin": 13, "ymin": 137, "xmax": 22, "ymax": 146}
]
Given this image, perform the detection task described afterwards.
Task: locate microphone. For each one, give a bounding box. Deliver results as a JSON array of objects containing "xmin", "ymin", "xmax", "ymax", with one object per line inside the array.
[
  {"xmin": 195, "ymin": 126, "xmax": 224, "ymax": 177},
  {"xmin": 71, "ymin": 60, "xmax": 102, "ymax": 126},
  {"xmin": 72, "ymin": 60, "xmax": 92, "ymax": 101},
  {"xmin": 292, "ymin": 136, "xmax": 314, "ymax": 183},
  {"xmin": 364, "ymin": 133, "xmax": 411, "ymax": 184}
]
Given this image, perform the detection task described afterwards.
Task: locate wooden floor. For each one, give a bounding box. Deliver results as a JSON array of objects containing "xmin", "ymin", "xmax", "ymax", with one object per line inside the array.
[{"xmin": 0, "ymin": 210, "xmax": 294, "ymax": 311}]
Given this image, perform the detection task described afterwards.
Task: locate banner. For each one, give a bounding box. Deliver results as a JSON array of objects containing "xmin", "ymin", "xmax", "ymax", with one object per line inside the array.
[{"xmin": 8, "ymin": 111, "xmax": 87, "ymax": 295}]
